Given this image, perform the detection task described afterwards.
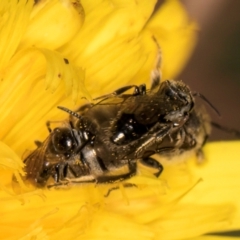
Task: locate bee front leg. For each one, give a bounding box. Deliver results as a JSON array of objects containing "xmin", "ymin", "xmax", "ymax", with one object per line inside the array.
[
  {"xmin": 94, "ymin": 84, "xmax": 146, "ymax": 102},
  {"xmin": 46, "ymin": 121, "xmax": 52, "ymax": 133},
  {"xmin": 104, "ymin": 183, "xmax": 137, "ymax": 197},
  {"xmin": 46, "ymin": 120, "xmax": 64, "ymax": 133},
  {"xmin": 47, "ymin": 179, "xmax": 71, "ymax": 189},
  {"xmin": 54, "ymin": 162, "xmax": 68, "ymax": 183},
  {"xmin": 34, "ymin": 140, "xmax": 42, "ymax": 147}
]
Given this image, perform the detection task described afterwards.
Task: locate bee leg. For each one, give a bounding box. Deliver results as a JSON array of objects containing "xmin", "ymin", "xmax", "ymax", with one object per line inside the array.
[
  {"xmin": 47, "ymin": 181, "xmax": 68, "ymax": 189},
  {"xmin": 47, "ymin": 176, "xmax": 96, "ymax": 188},
  {"xmin": 94, "ymin": 84, "xmax": 146, "ymax": 101},
  {"xmin": 96, "ymin": 161, "xmax": 137, "ymax": 184},
  {"xmin": 104, "ymin": 186, "xmax": 120, "ymax": 197},
  {"xmin": 104, "ymin": 183, "xmax": 137, "ymax": 197},
  {"xmin": 46, "ymin": 120, "xmax": 63, "ymax": 133},
  {"xmin": 140, "ymin": 158, "xmax": 163, "ymax": 177},
  {"xmin": 34, "ymin": 140, "xmax": 42, "ymax": 147},
  {"xmin": 195, "ymin": 134, "xmax": 208, "ymax": 164},
  {"xmin": 46, "ymin": 121, "xmax": 52, "ymax": 133},
  {"xmin": 134, "ymin": 124, "xmax": 172, "ymax": 158},
  {"xmin": 196, "ymin": 149, "xmax": 205, "ymax": 164},
  {"xmin": 54, "ymin": 163, "xmax": 68, "ymax": 183},
  {"xmin": 150, "ymin": 36, "xmax": 162, "ymax": 91}
]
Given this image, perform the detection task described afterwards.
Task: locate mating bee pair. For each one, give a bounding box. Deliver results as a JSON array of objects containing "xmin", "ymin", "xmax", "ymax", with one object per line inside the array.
[{"xmin": 22, "ymin": 50, "xmax": 212, "ymax": 188}]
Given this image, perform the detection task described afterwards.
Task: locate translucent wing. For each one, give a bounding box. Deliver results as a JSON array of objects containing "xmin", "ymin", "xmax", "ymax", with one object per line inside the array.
[{"xmin": 23, "ymin": 136, "xmax": 51, "ymax": 184}]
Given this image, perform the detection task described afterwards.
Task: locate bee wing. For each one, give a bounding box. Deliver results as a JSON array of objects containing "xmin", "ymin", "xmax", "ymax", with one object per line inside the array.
[
  {"xmin": 96, "ymin": 93, "xmax": 176, "ymax": 109},
  {"xmin": 24, "ymin": 136, "xmax": 51, "ymax": 181},
  {"xmin": 91, "ymin": 93, "xmax": 170, "ymax": 127},
  {"xmin": 94, "ymin": 96, "xmax": 127, "ymax": 106}
]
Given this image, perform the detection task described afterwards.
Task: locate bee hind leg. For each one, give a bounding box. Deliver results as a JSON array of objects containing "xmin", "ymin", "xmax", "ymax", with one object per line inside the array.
[
  {"xmin": 96, "ymin": 161, "xmax": 137, "ymax": 184},
  {"xmin": 139, "ymin": 157, "xmax": 163, "ymax": 178},
  {"xmin": 47, "ymin": 176, "xmax": 96, "ymax": 189}
]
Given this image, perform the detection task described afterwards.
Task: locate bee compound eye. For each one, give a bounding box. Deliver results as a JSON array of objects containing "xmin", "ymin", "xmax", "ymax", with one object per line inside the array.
[{"xmin": 52, "ymin": 128, "xmax": 74, "ymax": 153}]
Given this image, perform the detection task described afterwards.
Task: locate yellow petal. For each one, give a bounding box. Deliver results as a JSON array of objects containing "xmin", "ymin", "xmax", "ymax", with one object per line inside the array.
[
  {"xmin": 19, "ymin": 0, "xmax": 85, "ymax": 50},
  {"xmin": 60, "ymin": 0, "xmax": 159, "ymax": 94},
  {"xmin": 59, "ymin": 0, "xmax": 197, "ymax": 95},
  {"xmin": 74, "ymin": 35, "xmax": 154, "ymax": 96},
  {"xmin": 0, "ymin": 142, "xmax": 24, "ymax": 179},
  {"xmin": 38, "ymin": 48, "xmax": 90, "ymax": 101},
  {"xmin": 190, "ymin": 236, "xmax": 238, "ymax": 240},
  {"xmin": 61, "ymin": 0, "xmax": 157, "ymax": 57},
  {"xmin": 1, "ymin": 142, "xmax": 240, "ymax": 239},
  {"xmin": 181, "ymin": 141, "xmax": 240, "ymax": 231},
  {"xmin": 0, "ymin": 0, "xmax": 33, "ymax": 70},
  {"xmin": 145, "ymin": 0, "xmax": 198, "ymax": 79},
  {"xmin": 0, "ymin": 48, "xmax": 88, "ymax": 154}
]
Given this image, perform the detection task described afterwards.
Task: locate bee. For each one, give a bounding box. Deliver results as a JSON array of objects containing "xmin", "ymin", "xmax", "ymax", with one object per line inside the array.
[
  {"xmin": 20, "ymin": 41, "xmax": 212, "ymax": 188},
  {"xmin": 22, "ymin": 81, "xmax": 211, "ymax": 188}
]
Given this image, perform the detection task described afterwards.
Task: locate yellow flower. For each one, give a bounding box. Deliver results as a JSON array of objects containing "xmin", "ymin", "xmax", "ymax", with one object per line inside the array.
[{"xmin": 0, "ymin": 0, "xmax": 239, "ymax": 240}]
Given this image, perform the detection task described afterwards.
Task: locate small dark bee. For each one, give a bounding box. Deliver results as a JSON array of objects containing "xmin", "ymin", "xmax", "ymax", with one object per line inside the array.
[{"xmin": 21, "ymin": 43, "xmax": 212, "ymax": 188}]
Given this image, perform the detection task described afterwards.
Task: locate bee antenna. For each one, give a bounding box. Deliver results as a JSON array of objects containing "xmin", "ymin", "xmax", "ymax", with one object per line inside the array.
[
  {"xmin": 193, "ymin": 92, "xmax": 221, "ymax": 117},
  {"xmin": 57, "ymin": 106, "xmax": 82, "ymax": 119}
]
